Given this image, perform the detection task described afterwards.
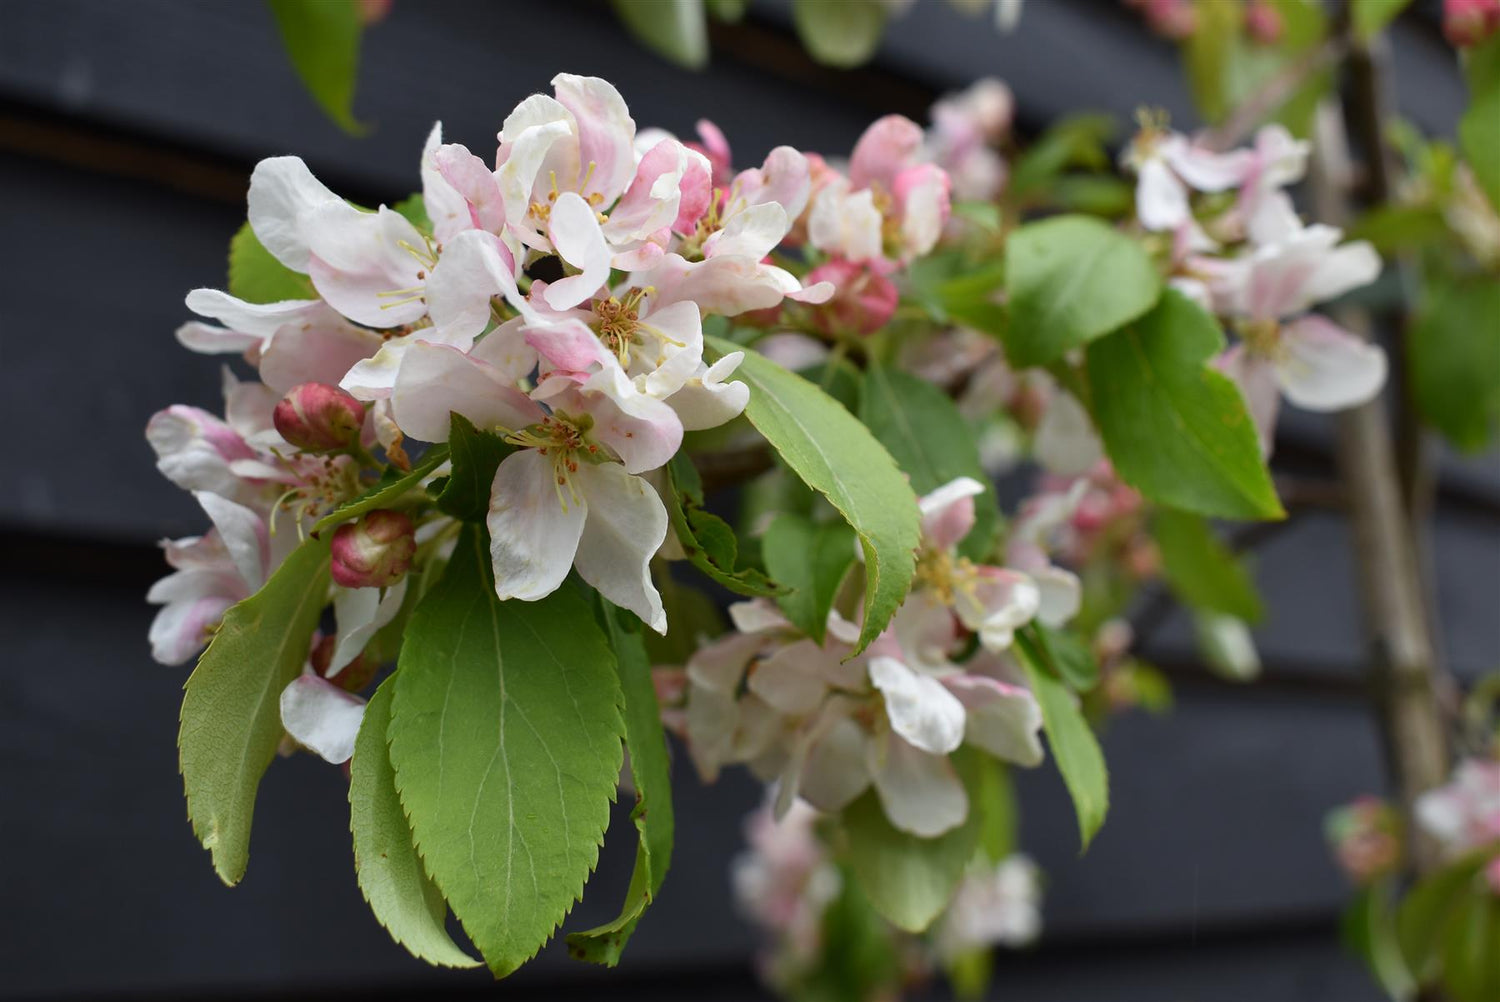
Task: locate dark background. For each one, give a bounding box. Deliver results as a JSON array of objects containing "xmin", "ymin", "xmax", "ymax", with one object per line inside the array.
[{"xmin": 1, "ymin": 1, "xmax": 1496, "ymax": 999}]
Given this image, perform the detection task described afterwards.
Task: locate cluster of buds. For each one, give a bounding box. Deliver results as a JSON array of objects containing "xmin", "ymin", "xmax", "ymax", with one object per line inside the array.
[{"xmin": 1325, "ymin": 796, "xmax": 1404, "ymax": 885}]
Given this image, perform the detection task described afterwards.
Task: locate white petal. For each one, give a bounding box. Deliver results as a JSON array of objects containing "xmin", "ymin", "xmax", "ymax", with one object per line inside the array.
[
  {"xmin": 1275, "ymin": 315, "xmax": 1387, "ymax": 412},
  {"xmin": 257, "ymin": 318, "xmax": 382, "ymax": 394},
  {"xmin": 572, "ymin": 462, "xmax": 669, "ymax": 633},
  {"xmin": 184, "ymin": 288, "xmax": 326, "ymax": 339},
  {"xmin": 748, "ymin": 640, "xmax": 831, "ymax": 715},
  {"xmin": 1136, "ymin": 157, "xmax": 1189, "ymax": 231},
  {"xmin": 329, "ymin": 578, "xmax": 406, "ymax": 673},
  {"xmin": 867, "ymin": 732, "xmax": 969, "ymax": 837},
  {"xmin": 425, "ymin": 229, "xmax": 528, "ymax": 343},
  {"xmin": 1032, "ymin": 565, "xmax": 1082, "ymax": 628},
  {"xmin": 1033, "ymin": 390, "xmax": 1103, "ymax": 477},
  {"xmin": 486, "ymin": 450, "xmax": 587, "ymax": 602},
  {"xmin": 704, "ymin": 201, "xmax": 789, "ymax": 261},
  {"xmin": 943, "ymin": 675, "xmax": 1044, "ymax": 766},
  {"xmin": 665, "ymin": 353, "xmax": 750, "ymax": 431},
  {"xmin": 279, "ymin": 675, "xmax": 366, "ymax": 764},
  {"xmin": 247, "ymin": 156, "xmax": 340, "ymax": 271},
  {"xmin": 1302, "ymin": 240, "xmax": 1382, "ymax": 307},
  {"xmin": 193, "ymin": 491, "xmax": 266, "ymax": 589},
  {"xmin": 390, "ymin": 341, "xmax": 542, "ymax": 443},
  {"xmin": 306, "ymin": 204, "xmax": 429, "ymax": 328},
  {"xmin": 868, "ymin": 656, "xmax": 966, "ymax": 755},
  {"xmin": 800, "ymin": 715, "xmax": 872, "ymax": 811},
  {"xmin": 544, "ymin": 192, "xmax": 613, "ymax": 310}
]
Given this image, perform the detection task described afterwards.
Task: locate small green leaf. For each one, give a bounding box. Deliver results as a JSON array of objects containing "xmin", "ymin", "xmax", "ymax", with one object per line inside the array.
[
  {"xmin": 1007, "ymin": 113, "xmax": 1116, "ymax": 198},
  {"xmin": 1153, "ymin": 508, "xmax": 1264, "ymax": 621},
  {"xmin": 311, "ymin": 445, "xmax": 451, "ymax": 536},
  {"xmin": 859, "ymin": 363, "xmax": 1000, "ymax": 561},
  {"xmin": 791, "ymin": 0, "xmax": 888, "ymax": 67},
  {"xmin": 1183, "ymin": 0, "xmax": 1242, "ymax": 124},
  {"xmin": 228, "ymin": 222, "xmax": 315, "ymax": 304},
  {"xmin": 1341, "ymin": 880, "xmax": 1416, "ymax": 1000},
  {"xmin": 706, "ymin": 336, "xmax": 922, "ymax": 654},
  {"xmin": 665, "ymin": 454, "xmax": 783, "ymax": 597},
  {"xmin": 611, "ymin": 0, "xmax": 708, "ymax": 69},
  {"xmin": 179, "ymin": 534, "xmax": 331, "ymax": 885},
  {"xmin": 392, "ymin": 193, "xmax": 431, "ymax": 233},
  {"xmin": 1025, "ymin": 623, "xmax": 1101, "ymax": 693},
  {"xmin": 267, "ymin": 0, "xmax": 369, "ymax": 134},
  {"xmin": 1461, "ymin": 36, "xmax": 1500, "ymax": 211},
  {"xmin": 1411, "ymin": 276, "xmax": 1500, "ymax": 452},
  {"xmin": 1352, "ymin": 0, "xmax": 1410, "ymax": 41},
  {"xmin": 1017, "ymin": 636, "xmax": 1109, "ymax": 851},
  {"xmin": 841, "ymin": 788, "xmax": 979, "ymax": 933},
  {"xmin": 1086, "ymin": 290, "xmax": 1284, "ymax": 521},
  {"xmin": 566, "ymin": 605, "xmax": 676, "ymax": 966},
  {"xmin": 1398, "ymin": 842, "xmax": 1500, "ymax": 980},
  {"xmin": 762, "ymin": 513, "xmax": 857, "ymax": 643},
  {"xmin": 1347, "ymin": 204, "xmax": 1451, "ymax": 256},
  {"xmin": 963, "ymin": 749, "xmax": 1017, "ymax": 864},
  {"xmin": 350, "ymin": 680, "xmax": 479, "ymax": 968},
  {"xmin": 1004, "ymin": 215, "xmax": 1161, "ymax": 367},
  {"xmin": 436, "ymin": 414, "xmax": 514, "ymax": 521},
  {"xmin": 389, "ymin": 526, "xmax": 625, "ymax": 977},
  {"xmin": 1443, "ymin": 884, "xmax": 1500, "ymax": 1002}
]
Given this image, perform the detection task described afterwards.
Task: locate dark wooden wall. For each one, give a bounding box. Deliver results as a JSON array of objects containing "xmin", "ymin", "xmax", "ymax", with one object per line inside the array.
[{"xmin": 1, "ymin": 2, "xmax": 1495, "ymax": 999}]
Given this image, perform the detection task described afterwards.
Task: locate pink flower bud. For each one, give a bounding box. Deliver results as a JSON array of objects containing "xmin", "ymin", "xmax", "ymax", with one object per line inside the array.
[
  {"xmin": 805, "ymin": 258, "xmax": 899, "ymax": 337},
  {"xmin": 330, "ymin": 510, "xmax": 415, "ymax": 589},
  {"xmin": 1245, "ymin": 0, "xmax": 1283, "ymax": 43},
  {"xmin": 1445, "ymin": 0, "xmax": 1500, "ymax": 46},
  {"xmin": 274, "ymin": 382, "xmax": 366, "ymax": 453},
  {"xmin": 309, "ymin": 634, "xmax": 376, "ymax": 693}
]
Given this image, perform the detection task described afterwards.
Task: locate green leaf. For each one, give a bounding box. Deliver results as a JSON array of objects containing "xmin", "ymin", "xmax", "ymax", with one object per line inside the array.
[
  {"xmin": 1411, "ymin": 276, "xmax": 1500, "ymax": 452},
  {"xmin": 1184, "ymin": 0, "xmax": 1330, "ymax": 136},
  {"xmin": 762, "ymin": 513, "xmax": 857, "ymax": 643},
  {"xmin": 610, "ymin": 0, "xmax": 708, "ymax": 69},
  {"xmin": 1017, "ymin": 636, "xmax": 1109, "ymax": 850},
  {"xmin": 228, "ymin": 222, "xmax": 315, "ymax": 304},
  {"xmin": 311, "ymin": 445, "xmax": 451, "ymax": 536},
  {"xmin": 1352, "ymin": 0, "xmax": 1410, "ymax": 41},
  {"xmin": 1193, "ymin": 610, "xmax": 1263, "ymax": 682},
  {"xmin": 859, "ymin": 364, "xmax": 1000, "ymax": 561},
  {"xmin": 566, "ymin": 605, "xmax": 676, "ymax": 966},
  {"xmin": 791, "ymin": 0, "xmax": 888, "ymax": 67},
  {"xmin": 349, "ymin": 680, "xmax": 480, "ymax": 968},
  {"xmin": 706, "ymin": 336, "xmax": 922, "ymax": 654},
  {"xmin": 1461, "ymin": 37, "xmax": 1500, "ymax": 212},
  {"xmin": 388, "ymin": 526, "xmax": 625, "ymax": 977},
  {"xmin": 840, "ymin": 788, "xmax": 979, "ymax": 933},
  {"xmin": 267, "ymin": 0, "xmax": 368, "ymax": 134},
  {"xmin": 964, "ymin": 751, "xmax": 1017, "ymax": 864},
  {"xmin": 664, "ymin": 454, "xmax": 783, "ymax": 597},
  {"xmin": 1183, "ymin": 0, "xmax": 1242, "ymax": 125},
  {"xmin": 1026, "ymin": 622, "xmax": 1101, "ymax": 693},
  {"xmin": 1153, "ymin": 508, "xmax": 1264, "ymax": 621},
  {"xmin": 1347, "ymin": 204, "xmax": 1450, "ymax": 256},
  {"xmin": 1008, "ymin": 113, "xmax": 1116, "ymax": 198},
  {"xmin": 1086, "ymin": 290, "xmax": 1284, "ymax": 521},
  {"xmin": 1444, "ymin": 885, "xmax": 1500, "ymax": 1002},
  {"xmin": 1341, "ymin": 880, "xmax": 1417, "ymax": 1001},
  {"xmin": 1004, "ymin": 215, "xmax": 1161, "ymax": 367},
  {"xmin": 1398, "ymin": 842, "xmax": 1500, "ymax": 980},
  {"xmin": 179, "ymin": 534, "xmax": 331, "ymax": 885},
  {"xmin": 706, "ymin": 0, "xmax": 746, "ymax": 19},
  {"xmin": 436, "ymin": 413, "xmax": 514, "ymax": 521},
  {"xmin": 806, "ymin": 868, "xmax": 902, "ymax": 1002}
]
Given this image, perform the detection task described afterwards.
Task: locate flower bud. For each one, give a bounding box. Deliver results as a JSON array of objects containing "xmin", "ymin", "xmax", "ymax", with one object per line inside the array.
[
  {"xmin": 806, "ymin": 258, "xmax": 899, "ymax": 337},
  {"xmin": 1444, "ymin": 0, "xmax": 1500, "ymax": 47},
  {"xmin": 274, "ymin": 382, "xmax": 366, "ymax": 453},
  {"xmin": 1245, "ymin": 0, "xmax": 1283, "ymax": 44},
  {"xmin": 330, "ymin": 510, "xmax": 415, "ymax": 589},
  {"xmin": 309, "ymin": 634, "xmax": 376, "ymax": 693}
]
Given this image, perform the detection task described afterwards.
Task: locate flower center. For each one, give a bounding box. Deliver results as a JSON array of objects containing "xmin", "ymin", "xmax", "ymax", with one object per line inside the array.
[
  {"xmin": 1239, "ymin": 316, "xmax": 1283, "ymax": 359},
  {"xmin": 592, "ymin": 291, "xmax": 646, "ymax": 366},
  {"xmin": 915, "ymin": 547, "xmax": 977, "ymax": 605},
  {"xmin": 528, "ymin": 165, "xmax": 609, "ymax": 225},
  {"xmin": 503, "ymin": 412, "xmax": 601, "ymax": 511}
]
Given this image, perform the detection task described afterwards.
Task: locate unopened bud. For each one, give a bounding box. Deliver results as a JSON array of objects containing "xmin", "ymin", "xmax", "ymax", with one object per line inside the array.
[
  {"xmin": 309, "ymin": 634, "xmax": 376, "ymax": 693},
  {"xmin": 274, "ymin": 382, "xmax": 366, "ymax": 453},
  {"xmin": 1245, "ymin": 0, "xmax": 1283, "ymax": 44},
  {"xmin": 806, "ymin": 258, "xmax": 899, "ymax": 337},
  {"xmin": 330, "ymin": 510, "xmax": 415, "ymax": 589},
  {"xmin": 1444, "ymin": 0, "xmax": 1500, "ymax": 47}
]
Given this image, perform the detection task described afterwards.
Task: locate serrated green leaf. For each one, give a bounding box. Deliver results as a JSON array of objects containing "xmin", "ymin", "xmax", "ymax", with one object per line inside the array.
[
  {"xmin": 1398, "ymin": 842, "xmax": 1500, "ymax": 981},
  {"xmin": 1341, "ymin": 880, "xmax": 1417, "ymax": 1001},
  {"xmin": 1153, "ymin": 508, "xmax": 1264, "ymax": 621},
  {"xmin": 388, "ymin": 526, "xmax": 625, "ymax": 977},
  {"xmin": 350, "ymin": 680, "xmax": 479, "ymax": 968},
  {"xmin": 1411, "ymin": 275, "xmax": 1500, "ymax": 453},
  {"xmin": 436, "ymin": 414, "xmax": 514, "ymax": 521},
  {"xmin": 311, "ymin": 445, "xmax": 451, "ymax": 536},
  {"xmin": 179, "ymin": 534, "xmax": 331, "ymax": 885},
  {"xmin": 1026, "ymin": 622, "xmax": 1101, "ymax": 693},
  {"xmin": 228, "ymin": 222, "xmax": 315, "ymax": 304},
  {"xmin": 665, "ymin": 454, "xmax": 783, "ymax": 597},
  {"xmin": 1352, "ymin": 0, "xmax": 1411, "ymax": 41},
  {"xmin": 267, "ymin": 0, "xmax": 368, "ymax": 135},
  {"xmin": 611, "ymin": 0, "xmax": 708, "ymax": 69},
  {"xmin": 1017, "ymin": 635, "xmax": 1109, "ymax": 850},
  {"xmin": 1461, "ymin": 36, "xmax": 1500, "ymax": 212},
  {"xmin": 762, "ymin": 513, "xmax": 857, "ymax": 643},
  {"xmin": 791, "ymin": 0, "xmax": 888, "ymax": 67},
  {"xmin": 706, "ymin": 336, "xmax": 922, "ymax": 654},
  {"xmin": 566, "ymin": 605, "xmax": 675, "ymax": 966},
  {"xmin": 965, "ymin": 750, "xmax": 1017, "ymax": 865},
  {"xmin": 860, "ymin": 364, "xmax": 1000, "ymax": 561},
  {"xmin": 1086, "ymin": 290, "xmax": 1284, "ymax": 521},
  {"xmin": 841, "ymin": 787, "xmax": 979, "ymax": 933},
  {"xmin": 1004, "ymin": 215, "xmax": 1161, "ymax": 367}
]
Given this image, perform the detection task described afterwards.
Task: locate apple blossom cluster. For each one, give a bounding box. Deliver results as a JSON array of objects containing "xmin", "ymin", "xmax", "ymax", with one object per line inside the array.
[
  {"xmin": 147, "ymin": 73, "xmax": 978, "ymax": 765},
  {"xmin": 1123, "ymin": 117, "xmax": 1388, "ymax": 453},
  {"xmin": 1324, "ymin": 795, "xmax": 1404, "ymax": 886},
  {"xmin": 1416, "ymin": 757, "xmax": 1500, "ymax": 894},
  {"xmin": 659, "ymin": 477, "xmax": 1063, "ymax": 839}
]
